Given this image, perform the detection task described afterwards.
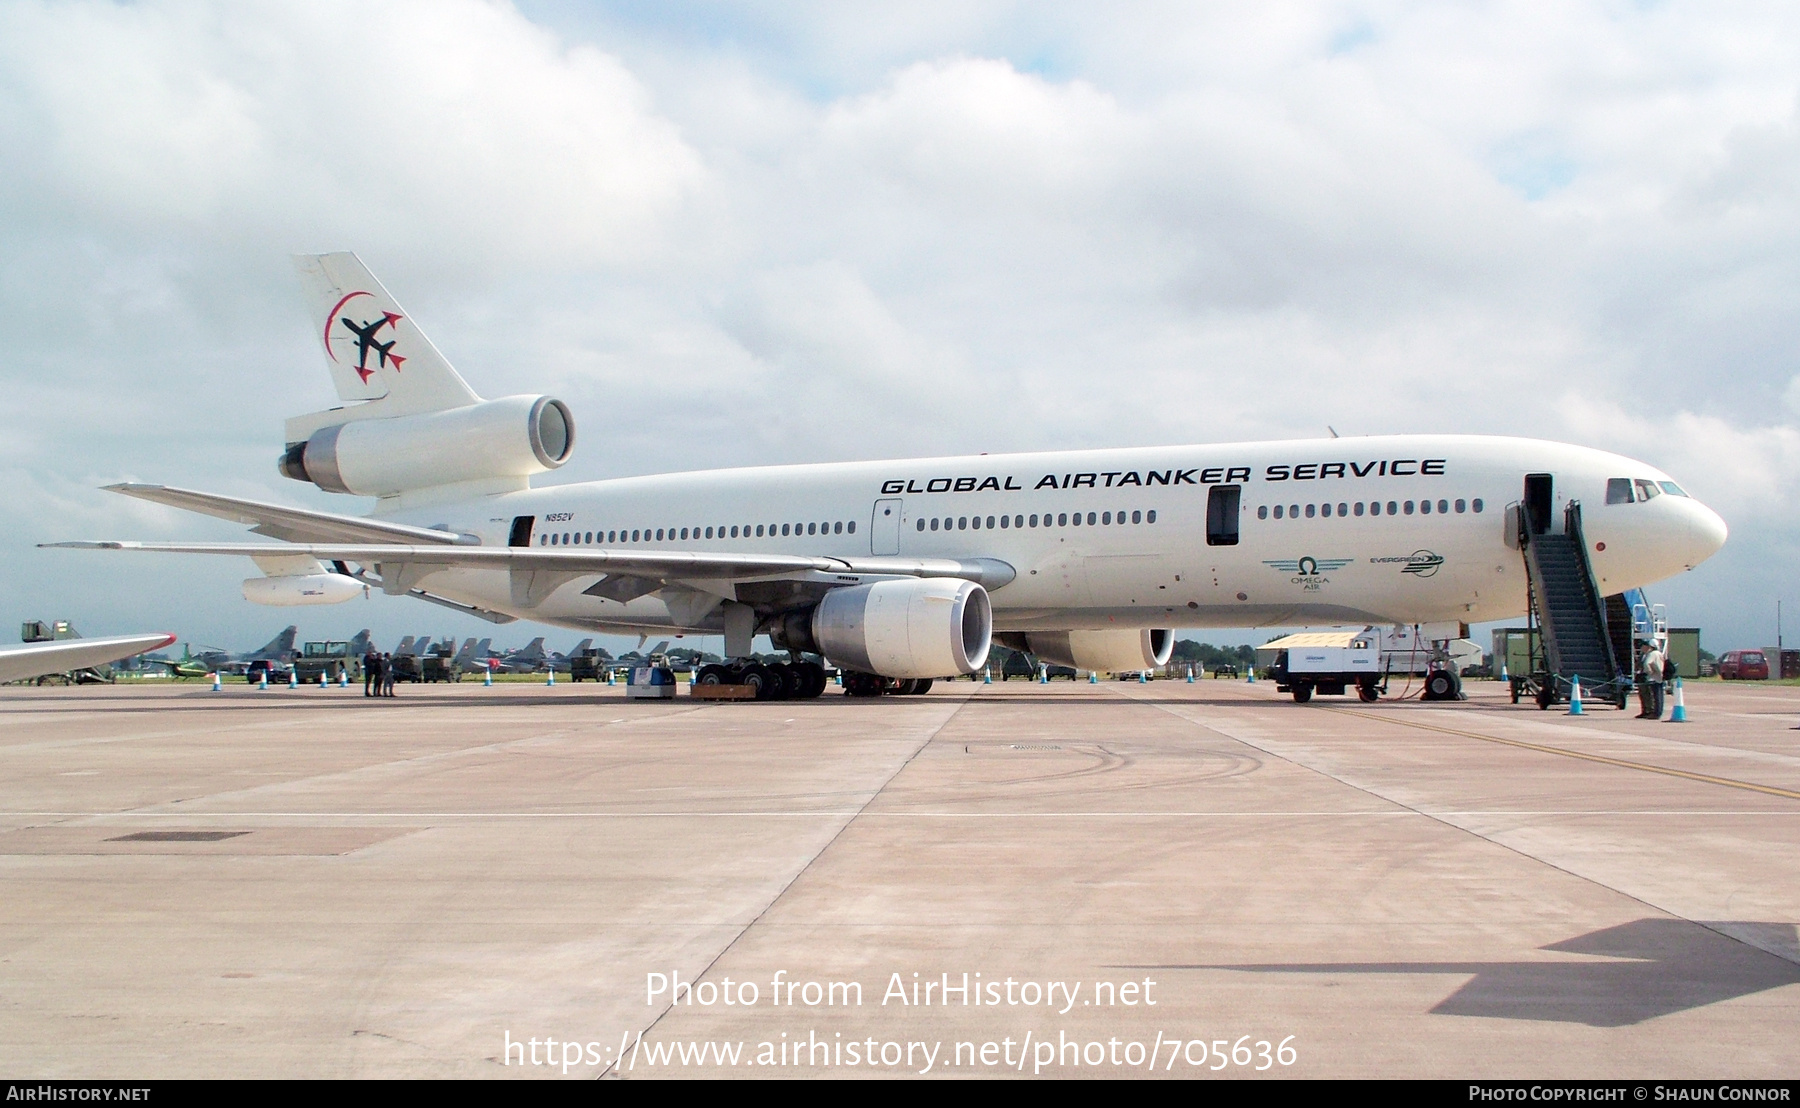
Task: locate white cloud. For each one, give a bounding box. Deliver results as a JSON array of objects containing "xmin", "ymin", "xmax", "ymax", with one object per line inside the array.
[{"xmin": 5, "ymin": 0, "xmax": 1800, "ymax": 650}]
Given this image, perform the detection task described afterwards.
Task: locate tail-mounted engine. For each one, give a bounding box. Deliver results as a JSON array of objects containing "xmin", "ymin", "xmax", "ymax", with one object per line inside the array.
[{"xmin": 280, "ymin": 395, "xmax": 573, "ymax": 497}]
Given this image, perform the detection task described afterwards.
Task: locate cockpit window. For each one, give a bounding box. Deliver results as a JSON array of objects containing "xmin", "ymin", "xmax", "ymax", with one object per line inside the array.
[
  {"xmin": 1634, "ymin": 479, "xmax": 1662, "ymax": 501},
  {"xmin": 1658, "ymin": 481, "xmax": 1688, "ymax": 497},
  {"xmin": 1606, "ymin": 478, "xmax": 1634, "ymax": 505}
]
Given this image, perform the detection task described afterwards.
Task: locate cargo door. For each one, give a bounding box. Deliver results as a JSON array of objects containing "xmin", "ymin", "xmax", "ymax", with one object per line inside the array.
[{"xmin": 870, "ymin": 498, "xmax": 902, "ymax": 555}]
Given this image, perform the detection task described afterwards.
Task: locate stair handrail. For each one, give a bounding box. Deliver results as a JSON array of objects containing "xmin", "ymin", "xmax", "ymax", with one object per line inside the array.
[{"xmin": 1562, "ymin": 501, "xmax": 1622, "ymax": 683}]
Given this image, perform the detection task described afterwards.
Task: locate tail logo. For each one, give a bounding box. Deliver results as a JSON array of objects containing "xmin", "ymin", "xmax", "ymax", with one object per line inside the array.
[{"xmin": 324, "ymin": 291, "xmax": 407, "ymax": 382}]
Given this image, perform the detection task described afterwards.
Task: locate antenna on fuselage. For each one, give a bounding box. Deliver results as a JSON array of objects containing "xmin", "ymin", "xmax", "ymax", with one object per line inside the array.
[{"xmin": 1327, "ymin": 426, "xmax": 1340, "ymax": 439}]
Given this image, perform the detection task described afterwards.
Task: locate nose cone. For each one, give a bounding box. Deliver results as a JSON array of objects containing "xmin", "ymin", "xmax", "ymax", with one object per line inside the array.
[{"xmin": 1680, "ymin": 498, "xmax": 1728, "ymax": 570}]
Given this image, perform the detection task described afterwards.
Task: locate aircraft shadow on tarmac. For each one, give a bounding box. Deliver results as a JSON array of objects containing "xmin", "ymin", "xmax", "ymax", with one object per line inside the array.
[{"xmin": 1137, "ymin": 919, "xmax": 1800, "ymax": 1027}]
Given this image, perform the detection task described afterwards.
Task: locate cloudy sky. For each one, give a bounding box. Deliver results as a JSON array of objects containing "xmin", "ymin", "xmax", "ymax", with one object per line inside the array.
[{"xmin": 2, "ymin": 0, "xmax": 1796, "ymax": 657}]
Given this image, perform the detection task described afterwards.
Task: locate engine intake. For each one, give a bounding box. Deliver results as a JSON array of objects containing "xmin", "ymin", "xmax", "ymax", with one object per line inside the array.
[
  {"xmin": 280, "ymin": 395, "xmax": 573, "ymax": 497},
  {"xmin": 800, "ymin": 578, "xmax": 992, "ymax": 679},
  {"xmin": 1025, "ymin": 629, "xmax": 1173, "ymax": 673}
]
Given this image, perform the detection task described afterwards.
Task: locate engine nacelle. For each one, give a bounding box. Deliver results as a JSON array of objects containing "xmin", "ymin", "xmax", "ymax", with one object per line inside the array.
[
  {"xmin": 808, "ymin": 578, "xmax": 992, "ymax": 679},
  {"xmin": 279, "ymin": 395, "xmax": 574, "ymax": 496},
  {"xmin": 242, "ymin": 573, "xmax": 362, "ymax": 607},
  {"xmin": 1025, "ymin": 629, "xmax": 1173, "ymax": 673}
]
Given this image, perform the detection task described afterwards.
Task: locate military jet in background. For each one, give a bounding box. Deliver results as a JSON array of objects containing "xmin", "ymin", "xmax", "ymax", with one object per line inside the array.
[{"xmin": 187, "ymin": 625, "xmax": 298, "ymax": 676}]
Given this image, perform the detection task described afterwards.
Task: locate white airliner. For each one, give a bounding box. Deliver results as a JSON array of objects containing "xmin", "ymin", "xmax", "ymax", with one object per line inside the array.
[{"xmin": 49, "ymin": 254, "xmax": 1728, "ymax": 698}]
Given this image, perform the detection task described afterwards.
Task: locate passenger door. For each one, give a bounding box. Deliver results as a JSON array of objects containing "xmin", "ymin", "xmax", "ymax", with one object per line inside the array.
[{"xmin": 870, "ymin": 498, "xmax": 902, "ymax": 555}]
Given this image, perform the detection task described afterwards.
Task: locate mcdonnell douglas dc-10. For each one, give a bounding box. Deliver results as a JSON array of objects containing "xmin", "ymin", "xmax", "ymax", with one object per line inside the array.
[{"xmin": 49, "ymin": 254, "xmax": 1728, "ymax": 699}]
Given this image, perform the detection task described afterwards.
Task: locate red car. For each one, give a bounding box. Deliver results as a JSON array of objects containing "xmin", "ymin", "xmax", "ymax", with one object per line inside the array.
[{"xmin": 1718, "ymin": 650, "xmax": 1770, "ymax": 680}]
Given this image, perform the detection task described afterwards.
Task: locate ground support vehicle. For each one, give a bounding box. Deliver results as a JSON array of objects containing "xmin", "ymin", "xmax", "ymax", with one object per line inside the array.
[
  {"xmin": 421, "ymin": 648, "xmax": 460, "ymax": 683},
  {"xmin": 1262, "ymin": 630, "xmax": 1386, "ymax": 703},
  {"xmin": 294, "ymin": 640, "xmax": 355, "ymax": 684},
  {"xmin": 569, "ymin": 650, "xmax": 602, "ymax": 682}
]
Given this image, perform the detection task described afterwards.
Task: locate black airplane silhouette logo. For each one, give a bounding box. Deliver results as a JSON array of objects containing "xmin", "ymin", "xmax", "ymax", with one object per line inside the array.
[{"xmin": 339, "ymin": 311, "xmax": 406, "ymax": 382}]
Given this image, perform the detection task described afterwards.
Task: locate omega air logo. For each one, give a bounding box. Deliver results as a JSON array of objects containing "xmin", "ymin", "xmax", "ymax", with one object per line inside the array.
[
  {"xmin": 323, "ymin": 291, "xmax": 406, "ymax": 384},
  {"xmin": 1263, "ymin": 556, "xmax": 1354, "ymax": 591},
  {"xmin": 877, "ymin": 458, "xmax": 1448, "ymax": 496},
  {"xmin": 1371, "ymin": 550, "xmax": 1446, "ymax": 578}
]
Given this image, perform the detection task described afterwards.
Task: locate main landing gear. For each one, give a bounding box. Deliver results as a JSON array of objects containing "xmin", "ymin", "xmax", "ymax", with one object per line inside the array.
[
  {"xmin": 696, "ymin": 660, "xmax": 829, "ymax": 700},
  {"xmin": 842, "ymin": 672, "xmax": 934, "ymax": 698}
]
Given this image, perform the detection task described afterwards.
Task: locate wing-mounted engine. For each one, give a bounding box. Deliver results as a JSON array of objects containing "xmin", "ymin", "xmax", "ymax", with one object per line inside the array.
[
  {"xmin": 774, "ymin": 578, "xmax": 992, "ymax": 680},
  {"xmin": 1025, "ymin": 629, "xmax": 1173, "ymax": 673},
  {"xmin": 279, "ymin": 395, "xmax": 574, "ymax": 498}
]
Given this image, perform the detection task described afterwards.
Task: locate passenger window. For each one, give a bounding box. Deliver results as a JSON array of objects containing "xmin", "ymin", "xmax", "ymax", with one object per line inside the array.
[
  {"xmin": 1438, "ymin": 500, "xmax": 1448, "ymax": 514},
  {"xmin": 999, "ymin": 515, "xmax": 1009, "ymax": 528},
  {"xmin": 1305, "ymin": 504, "xmax": 1316, "ymax": 518},
  {"xmin": 1354, "ymin": 502, "xmax": 1364, "ymax": 516},
  {"xmin": 955, "ymin": 517, "xmax": 964, "ymax": 530},
  {"xmin": 1421, "ymin": 501, "xmax": 1431, "ymax": 515},
  {"xmin": 931, "ymin": 518, "xmax": 939, "ymax": 531},
  {"xmin": 728, "ymin": 527, "xmax": 736, "ymax": 538},
  {"xmin": 1606, "ymin": 478, "xmax": 1634, "ymax": 504},
  {"xmin": 1388, "ymin": 501, "xmax": 1398, "ymax": 515},
  {"xmin": 1102, "ymin": 512, "xmax": 1111, "ymax": 525},
  {"xmin": 835, "ymin": 521, "xmax": 843, "ymax": 534},
  {"xmin": 539, "ymin": 535, "xmax": 547, "ymax": 546},
  {"xmin": 781, "ymin": 524, "xmax": 790, "ymax": 536},
  {"xmin": 1059, "ymin": 513, "xmax": 1068, "ymax": 526},
  {"xmin": 917, "ymin": 519, "xmax": 926, "ymax": 531},
  {"xmin": 1454, "ymin": 500, "xmax": 1465, "ymax": 514},
  {"xmin": 1403, "ymin": 501, "xmax": 1414, "ymax": 515},
  {"xmin": 1132, "ymin": 510, "xmax": 1142, "ymax": 524},
  {"xmin": 1258, "ymin": 505, "xmax": 1269, "ymax": 520},
  {"xmin": 847, "ymin": 521, "xmax": 856, "ymax": 533},
  {"xmin": 807, "ymin": 522, "xmax": 816, "ymax": 535},
  {"xmin": 1273, "ymin": 505, "xmax": 1283, "ymax": 519},
  {"xmin": 987, "ymin": 516, "xmax": 996, "ymax": 528},
  {"xmin": 1030, "ymin": 514, "xmax": 1039, "ymax": 527},
  {"xmin": 1472, "ymin": 499, "xmax": 1484, "ymax": 513},
  {"xmin": 972, "ymin": 516, "xmax": 981, "ymax": 530},
  {"xmin": 1147, "ymin": 510, "xmax": 1156, "ymax": 523},
  {"xmin": 656, "ymin": 529, "xmax": 664, "ymax": 541},
  {"xmin": 1338, "ymin": 503, "xmax": 1347, "ymax": 516}
]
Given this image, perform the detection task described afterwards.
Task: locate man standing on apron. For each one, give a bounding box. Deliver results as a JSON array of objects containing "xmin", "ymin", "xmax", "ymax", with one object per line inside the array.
[{"xmin": 1639, "ymin": 641, "xmax": 1666, "ymax": 719}]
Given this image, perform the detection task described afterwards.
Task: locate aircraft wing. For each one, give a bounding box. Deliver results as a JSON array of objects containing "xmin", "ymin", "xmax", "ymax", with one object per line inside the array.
[
  {"xmin": 105, "ymin": 485, "xmax": 476, "ymax": 545},
  {"xmin": 43, "ymin": 541, "xmax": 1017, "ymax": 609},
  {"xmin": 0, "ymin": 633, "xmax": 176, "ymax": 684}
]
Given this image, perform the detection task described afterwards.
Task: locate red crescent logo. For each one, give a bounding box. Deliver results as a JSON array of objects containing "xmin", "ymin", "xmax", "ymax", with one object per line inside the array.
[{"xmin": 322, "ymin": 290, "xmax": 373, "ymax": 364}]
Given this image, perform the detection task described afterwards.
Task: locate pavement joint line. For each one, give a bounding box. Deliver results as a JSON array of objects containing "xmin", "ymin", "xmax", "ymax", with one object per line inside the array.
[
  {"xmin": 1114, "ymin": 685, "xmax": 1800, "ymax": 968},
  {"xmin": 597, "ymin": 698, "xmax": 971, "ymax": 1078},
  {"xmin": 1311, "ymin": 704, "xmax": 1800, "ymax": 802}
]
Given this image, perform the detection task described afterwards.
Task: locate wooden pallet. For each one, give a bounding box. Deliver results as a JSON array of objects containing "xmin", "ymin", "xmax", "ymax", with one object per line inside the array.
[{"xmin": 690, "ymin": 684, "xmax": 758, "ymax": 700}]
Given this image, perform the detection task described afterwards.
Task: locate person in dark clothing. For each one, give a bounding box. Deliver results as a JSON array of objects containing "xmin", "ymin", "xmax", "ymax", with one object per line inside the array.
[
  {"xmin": 381, "ymin": 652, "xmax": 397, "ymax": 697},
  {"xmin": 363, "ymin": 651, "xmax": 381, "ymax": 697}
]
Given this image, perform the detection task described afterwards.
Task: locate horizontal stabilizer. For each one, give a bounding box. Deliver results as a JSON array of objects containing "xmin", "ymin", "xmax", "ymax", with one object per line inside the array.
[
  {"xmin": 106, "ymin": 485, "xmax": 478, "ymax": 546},
  {"xmin": 0, "ymin": 633, "xmax": 175, "ymax": 684}
]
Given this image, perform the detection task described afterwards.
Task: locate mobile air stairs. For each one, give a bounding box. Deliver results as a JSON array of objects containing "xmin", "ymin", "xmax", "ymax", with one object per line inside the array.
[{"xmin": 1512, "ymin": 495, "xmax": 1634, "ymax": 710}]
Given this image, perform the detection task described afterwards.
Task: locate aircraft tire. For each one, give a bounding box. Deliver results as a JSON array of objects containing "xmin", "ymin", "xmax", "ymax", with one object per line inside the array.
[
  {"xmin": 1424, "ymin": 671, "xmax": 1456, "ymax": 700},
  {"xmin": 909, "ymin": 678, "xmax": 933, "ymax": 695},
  {"xmin": 843, "ymin": 671, "xmax": 885, "ymax": 697},
  {"xmin": 697, "ymin": 664, "xmax": 727, "ymax": 685},
  {"xmin": 739, "ymin": 664, "xmax": 772, "ymax": 699},
  {"xmin": 894, "ymin": 678, "xmax": 920, "ymax": 695},
  {"xmin": 795, "ymin": 661, "xmax": 827, "ymax": 698}
]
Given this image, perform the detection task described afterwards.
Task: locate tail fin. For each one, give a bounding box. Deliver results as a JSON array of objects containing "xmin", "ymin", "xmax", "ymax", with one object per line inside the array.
[
  {"xmin": 260, "ymin": 626, "xmax": 297, "ymax": 658},
  {"xmin": 452, "ymin": 637, "xmax": 476, "ymax": 665},
  {"xmin": 293, "ymin": 253, "xmax": 480, "ymax": 415},
  {"xmin": 348, "ymin": 630, "xmax": 373, "ymax": 656},
  {"xmin": 394, "ymin": 636, "xmax": 415, "ymax": 655}
]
